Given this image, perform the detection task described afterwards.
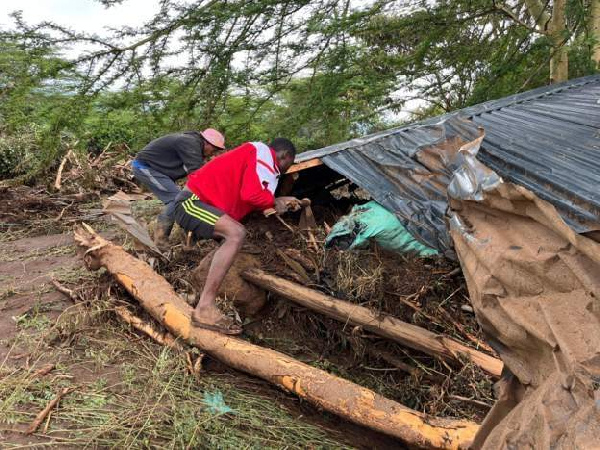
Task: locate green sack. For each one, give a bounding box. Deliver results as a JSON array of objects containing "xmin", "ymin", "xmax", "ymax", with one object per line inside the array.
[{"xmin": 325, "ymin": 201, "xmax": 438, "ymax": 257}]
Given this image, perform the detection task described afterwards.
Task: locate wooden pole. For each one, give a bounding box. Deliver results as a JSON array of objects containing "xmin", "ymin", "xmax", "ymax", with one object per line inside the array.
[
  {"xmin": 242, "ymin": 268, "xmax": 502, "ymax": 378},
  {"xmin": 74, "ymin": 224, "xmax": 478, "ymax": 449}
]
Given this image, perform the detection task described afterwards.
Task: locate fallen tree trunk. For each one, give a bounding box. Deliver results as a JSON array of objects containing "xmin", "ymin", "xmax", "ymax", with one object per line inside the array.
[
  {"xmin": 74, "ymin": 224, "xmax": 478, "ymax": 449},
  {"xmin": 242, "ymin": 268, "xmax": 502, "ymax": 378}
]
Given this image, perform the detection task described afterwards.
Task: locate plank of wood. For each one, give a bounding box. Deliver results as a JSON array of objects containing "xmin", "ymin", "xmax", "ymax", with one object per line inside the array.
[
  {"xmin": 74, "ymin": 224, "xmax": 479, "ymax": 449},
  {"xmin": 242, "ymin": 268, "xmax": 503, "ymax": 378},
  {"xmin": 286, "ymin": 158, "xmax": 323, "ymax": 174}
]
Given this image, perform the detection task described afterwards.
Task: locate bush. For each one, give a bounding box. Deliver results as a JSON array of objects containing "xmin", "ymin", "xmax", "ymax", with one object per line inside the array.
[
  {"xmin": 81, "ymin": 107, "xmax": 161, "ymax": 156},
  {"xmin": 0, "ymin": 126, "xmax": 39, "ymax": 180}
]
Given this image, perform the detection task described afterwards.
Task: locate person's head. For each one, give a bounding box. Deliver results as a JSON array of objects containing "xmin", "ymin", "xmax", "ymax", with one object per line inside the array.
[
  {"xmin": 200, "ymin": 128, "xmax": 225, "ymax": 157},
  {"xmin": 270, "ymin": 137, "xmax": 296, "ymax": 173}
]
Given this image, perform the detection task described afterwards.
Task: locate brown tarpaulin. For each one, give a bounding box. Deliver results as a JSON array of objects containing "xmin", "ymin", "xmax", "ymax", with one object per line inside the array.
[{"xmin": 448, "ymin": 182, "xmax": 600, "ymax": 448}]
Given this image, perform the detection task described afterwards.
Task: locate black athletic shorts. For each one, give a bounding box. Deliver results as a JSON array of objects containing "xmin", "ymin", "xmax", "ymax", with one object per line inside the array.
[{"xmin": 172, "ymin": 190, "xmax": 224, "ymax": 239}]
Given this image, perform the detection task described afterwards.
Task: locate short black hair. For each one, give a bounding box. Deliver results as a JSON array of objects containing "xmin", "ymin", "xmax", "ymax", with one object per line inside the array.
[{"xmin": 270, "ymin": 137, "xmax": 296, "ymax": 158}]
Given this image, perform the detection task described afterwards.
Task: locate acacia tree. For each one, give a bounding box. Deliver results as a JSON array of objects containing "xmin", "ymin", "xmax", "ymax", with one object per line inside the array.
[
  {"xmin": 358, "ymin": 0, "xmax": 597, "ymax": 116},
  {"xmin": 503, "ymin": 0, "xmax": 570, "ymax": 82},
  {"xmin": 461, "ymin": 0, "xmax": 596, "ymax": 82},
  {"xmin": 2, "ymin": 0, "xmax": 598, "ymax": 180},
  {"xmin": 12, "ymin": 1, "xmax": 398, "ymax": 128}
]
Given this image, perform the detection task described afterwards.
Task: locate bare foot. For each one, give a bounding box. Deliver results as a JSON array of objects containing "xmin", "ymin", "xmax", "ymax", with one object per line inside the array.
[{"xmin": 191, "ymin": 305, "xmax": 242, "ymax": 335}]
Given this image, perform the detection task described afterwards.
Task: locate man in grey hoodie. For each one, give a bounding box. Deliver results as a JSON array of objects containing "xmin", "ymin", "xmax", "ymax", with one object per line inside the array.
[{"xmin": 131, "ymin": 128, "xmax": 225, "ymax": 247}]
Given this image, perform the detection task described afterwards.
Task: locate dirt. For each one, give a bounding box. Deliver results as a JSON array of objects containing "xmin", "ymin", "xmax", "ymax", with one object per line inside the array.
[{"xmin": 0, "ymin": 233, "xmax": 77, "ymax": 363}]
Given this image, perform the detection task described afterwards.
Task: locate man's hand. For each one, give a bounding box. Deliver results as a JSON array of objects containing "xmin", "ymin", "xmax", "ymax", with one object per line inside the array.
[{"xmin": 274, "ymin": 196, "xmax": 300, "ymax": 215}]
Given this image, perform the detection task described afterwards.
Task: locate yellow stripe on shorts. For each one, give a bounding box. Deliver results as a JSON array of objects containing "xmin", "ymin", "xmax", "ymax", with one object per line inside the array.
[
  {"xmin": 186, "ymin": 199, "xmax": 219, "ymax": 223},
  {"xmin": 188, "ymin": 196, "xmax": 220, "ymax": 222},
  {"xmin": 182, "ymin": 198, "xmax": 218, "ymax": 225},
  {"xmin": 188, "ymin": 194, "xmax": 220, "ymax": 220}
]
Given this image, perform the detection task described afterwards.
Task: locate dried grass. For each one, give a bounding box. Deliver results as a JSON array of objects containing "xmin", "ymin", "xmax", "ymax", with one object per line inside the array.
[
  {"xmin": 333, "ymin": 250, "xmax": 385, "ymax": 305},
  {"xmin": 0, "ymin": 286, "xmax": 355, "ymax": 449}
]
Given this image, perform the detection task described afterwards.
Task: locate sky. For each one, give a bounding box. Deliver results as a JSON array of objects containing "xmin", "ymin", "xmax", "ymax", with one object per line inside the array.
[
  {"xmin": 0, "ymin": 0, "xmax": 183, "ymax": 72},
  {"xmin": 0, "ymin": 0, "xmax": 160, "ymax": 36}
]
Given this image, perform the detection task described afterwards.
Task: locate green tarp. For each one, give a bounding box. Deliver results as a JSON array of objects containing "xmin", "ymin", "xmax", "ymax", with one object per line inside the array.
[{"xmin": 325, "ymin": 201, "xmax": 438, "ymax": 257}]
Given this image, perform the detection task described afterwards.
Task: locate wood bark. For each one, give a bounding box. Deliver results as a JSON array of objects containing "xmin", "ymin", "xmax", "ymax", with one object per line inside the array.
[
  {"xmin": 242, "ymin": 268, "xmax": 503, "ymax": 378},
  {"xmin": 549, "ymin": 0, "xmax": 568, "ymax": 83},
  {"xmin": 523, "ymin": 0, "xmax": 551, "ymax": 30},
  {"xmin": 522, "ymin": 0, "xmax": 569, "ymax": 83},
  {"xmin": 74, "ymin": 225, "xmax": 478, "ymax": 449},
  {"xmin": 592, "ymin": 0, "xmax": 600, "ymax": 67}
]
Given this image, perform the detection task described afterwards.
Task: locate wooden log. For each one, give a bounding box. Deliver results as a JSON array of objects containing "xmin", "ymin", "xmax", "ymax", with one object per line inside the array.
[
  {"xmin": 53, "ymin": 150, "xmax": 72, "ymax": 191},
  {"xmin": 74, "ymin": 224, "xmax": 478, "ymax": 449},
  {"xmin": 242, "ymin": 268, "xmax": 503, "ymax": 378}
]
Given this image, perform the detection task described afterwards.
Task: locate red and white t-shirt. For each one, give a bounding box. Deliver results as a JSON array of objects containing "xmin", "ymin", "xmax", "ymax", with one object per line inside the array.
[{"xmin": 186, "ymin": 142, "xmax": 280, "ymax": 221}]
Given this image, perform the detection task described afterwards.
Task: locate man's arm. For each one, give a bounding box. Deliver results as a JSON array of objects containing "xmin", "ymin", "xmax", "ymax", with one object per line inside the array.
[{"xmin": 175, "ymin": 135, "xmax": 204, "ymax": 174}]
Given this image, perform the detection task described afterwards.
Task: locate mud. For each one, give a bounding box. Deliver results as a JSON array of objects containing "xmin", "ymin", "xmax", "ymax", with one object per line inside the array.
[
  {"xmin": 191, "ymin": 250, "xmax": 267, "ymax": 316},
  {"xmin": 0, "ymin": 234, "xmax": 78, "ymax": 361}
]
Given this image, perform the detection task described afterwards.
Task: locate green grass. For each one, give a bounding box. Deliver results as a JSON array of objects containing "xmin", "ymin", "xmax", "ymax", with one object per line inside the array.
[
  {"xmin": 13, "ymin": 309, "xmax": 52, "ymax": 332},
  {"xmin": 0, "ymin": 243, "xmax": 76, "ymax": 263}
]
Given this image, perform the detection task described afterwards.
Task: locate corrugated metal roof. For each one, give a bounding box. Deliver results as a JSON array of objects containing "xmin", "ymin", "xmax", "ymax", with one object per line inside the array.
[{"xmin": 297, "ymin": 75, "xmax": 600, "ymax": 253}]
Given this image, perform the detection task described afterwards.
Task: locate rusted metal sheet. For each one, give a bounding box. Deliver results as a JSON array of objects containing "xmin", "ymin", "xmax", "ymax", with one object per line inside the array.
[{"xmin": 296, "ymin": 75, "xmax": 600, "ymax": 254}]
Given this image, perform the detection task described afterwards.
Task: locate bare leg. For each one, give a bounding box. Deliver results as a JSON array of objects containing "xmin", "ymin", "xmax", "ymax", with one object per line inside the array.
[{"xmin": 192, "ymin": 215, "xmax": 246, "ymax": 329}]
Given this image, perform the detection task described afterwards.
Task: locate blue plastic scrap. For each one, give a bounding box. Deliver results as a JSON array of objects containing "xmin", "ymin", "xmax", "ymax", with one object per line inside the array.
[{"xmin": 202, "ymin": 390, "xmax": 235, "ymax": 415}]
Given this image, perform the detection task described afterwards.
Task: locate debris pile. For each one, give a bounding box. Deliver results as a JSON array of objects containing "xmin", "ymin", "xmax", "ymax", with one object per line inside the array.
[
  {"xmin": 85, "ymin": 189, "xmax": 503, "ymax": 443},
  {"xmin": 51, "ymin": 144, "xmax": 136, "ymax": 194},
  {"xmin": 74, "ymin": 223, "xmax": 482, "ymax": 449},
  {"xmin": 0, "ymin": 186, "xmax": 102, "ymax": 238}
]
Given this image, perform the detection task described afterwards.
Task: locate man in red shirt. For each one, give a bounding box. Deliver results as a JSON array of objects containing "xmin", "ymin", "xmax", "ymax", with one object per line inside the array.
[{"xmin": 172, "ymin": 138, "xmax": 298, "ymax": 334}]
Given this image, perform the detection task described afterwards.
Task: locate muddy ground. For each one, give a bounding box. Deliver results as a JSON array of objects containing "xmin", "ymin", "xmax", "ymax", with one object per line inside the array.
[{"xmin": 0, "ymin": 186, "xmax": 495, "ymax": 448}]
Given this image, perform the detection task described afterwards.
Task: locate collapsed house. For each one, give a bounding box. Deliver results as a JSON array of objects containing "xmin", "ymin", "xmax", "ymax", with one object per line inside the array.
[
  {"xmin": 290, "ymin": 75, "xmax": 600, "ymax": 254},
  {"xmin": 284, "ymin": 75, "xmax": 600, "ymax": 447}
]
